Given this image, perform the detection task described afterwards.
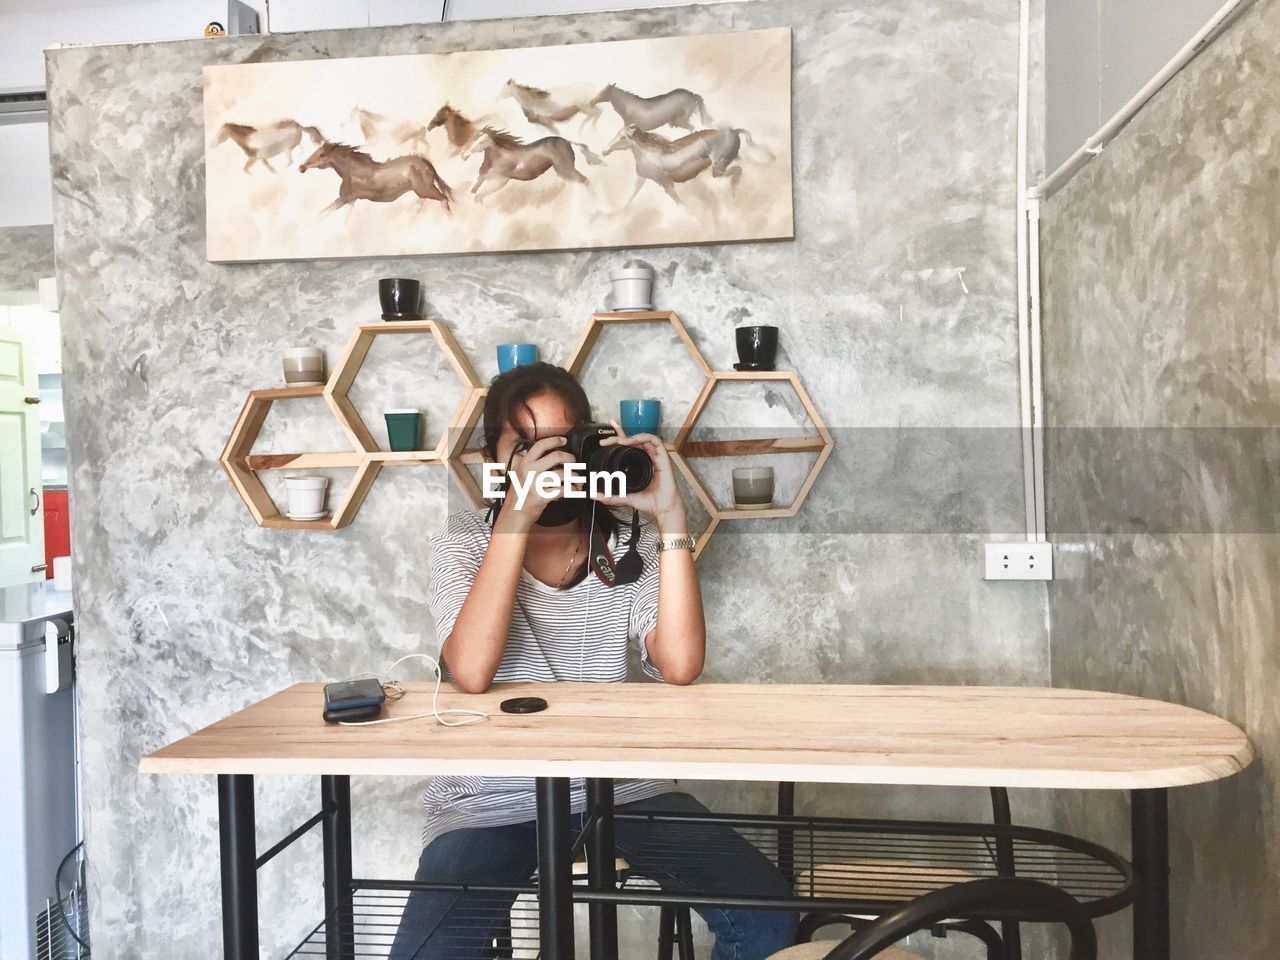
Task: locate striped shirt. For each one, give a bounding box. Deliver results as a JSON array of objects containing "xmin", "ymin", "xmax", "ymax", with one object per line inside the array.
[{"xmin": 421, "ymin": 508, "xmax": 675, "ymax": 845}]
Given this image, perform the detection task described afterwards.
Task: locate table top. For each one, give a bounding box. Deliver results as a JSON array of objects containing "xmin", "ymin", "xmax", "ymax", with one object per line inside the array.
[{"xmin": 138, "ymin": 682, "xmax": 1252, "ymax": 789}]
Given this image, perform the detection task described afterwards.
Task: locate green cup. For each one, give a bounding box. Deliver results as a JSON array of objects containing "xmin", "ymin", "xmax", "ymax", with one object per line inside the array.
[{"xmin": 384, "ymin": 409, "xmax": 422, "ymax": 451}]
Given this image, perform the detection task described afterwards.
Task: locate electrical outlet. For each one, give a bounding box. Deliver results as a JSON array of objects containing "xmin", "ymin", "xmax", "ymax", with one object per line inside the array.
[{"xmin": 984, "ymin": 542, "xmax": 1053, "ymax": 581}]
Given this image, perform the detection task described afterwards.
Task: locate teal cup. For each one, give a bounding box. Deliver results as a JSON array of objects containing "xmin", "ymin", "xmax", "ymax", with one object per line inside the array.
[
  {"xmin": 620, "ymin": 399, "xmax": 661, "ymax": 436},
  {"xmin": 384, "ymin": 410, "xmax": 422, "ymax": 451},
  {"xmin": 497, "ymin": 343, "xmax": 538, "ymax": 373}
]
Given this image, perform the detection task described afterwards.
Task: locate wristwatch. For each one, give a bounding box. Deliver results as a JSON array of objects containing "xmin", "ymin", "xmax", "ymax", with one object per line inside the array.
[{"xmin": 658, "ymin": 535, "xmax": 696, "ymax": 553}]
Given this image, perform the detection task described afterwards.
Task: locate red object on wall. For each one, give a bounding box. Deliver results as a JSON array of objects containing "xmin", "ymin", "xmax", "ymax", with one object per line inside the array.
[{"xmin": 43, "ymin": 488, "xmax": 70, "ymax": 580}]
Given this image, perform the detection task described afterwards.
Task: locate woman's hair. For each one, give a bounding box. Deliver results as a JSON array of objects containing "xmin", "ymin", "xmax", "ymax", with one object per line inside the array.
[
  {"xmin": 482, "ymin": 362, "xmax": 589, "ymax": 459},
  {"xmin": 481, "ymin": 362, "xmax": 620, "ymax": 540}
]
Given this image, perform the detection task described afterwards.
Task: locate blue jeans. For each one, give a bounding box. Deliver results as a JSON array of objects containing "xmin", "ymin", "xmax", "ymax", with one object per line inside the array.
[{"xmin": 387, "ymin": 791, "xmax": 796, "ymax": 960}]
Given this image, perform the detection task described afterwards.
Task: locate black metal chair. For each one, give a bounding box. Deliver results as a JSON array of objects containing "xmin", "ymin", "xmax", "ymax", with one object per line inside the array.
[
  {"xmin": 767, "ymin": 878, "xmax": 1096, "ymax": 960},
  {"xmin": 787, "ymin": 785, "xmax": 1021, "ymax": 960},
  {"xmin": 658, "ymin": 784, "xmax": 1023, "ymax": 960}
]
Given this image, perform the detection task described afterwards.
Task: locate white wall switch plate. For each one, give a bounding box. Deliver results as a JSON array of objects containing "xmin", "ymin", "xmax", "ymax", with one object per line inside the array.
[{"xmin": 984, "ymin": 542, "xmax": 1053, "ymax": 581}]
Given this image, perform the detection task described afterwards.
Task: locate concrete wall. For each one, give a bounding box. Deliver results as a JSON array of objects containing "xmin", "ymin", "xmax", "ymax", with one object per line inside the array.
[
  {"xmin": 1045, "ymin": 0, "xmax": 1229, "ymax": 170},
  {"xmin": 0, "ymin": 224, "xmax": 54, "ymax": 290},
  {"xmin": 1040, "ymin": 0, "xmax": 1280, "ymax": 955},
  {"xmin": 47, "ymin": 1, "xmax": 1049, "ymax": 955}
]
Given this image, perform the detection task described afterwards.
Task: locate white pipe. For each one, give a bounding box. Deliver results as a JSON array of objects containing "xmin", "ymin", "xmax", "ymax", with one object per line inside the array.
[
  {"xmin": 1016, "ymin": 0, "xmax": 1036, "ymax": 541},
  {"xmin": 1033, "ymin": 0, "xmax": 1260, "ymax": 200},
  {"xmin": 1027, "ymin": 197, "xmax": 1046, "ymax": 542}
]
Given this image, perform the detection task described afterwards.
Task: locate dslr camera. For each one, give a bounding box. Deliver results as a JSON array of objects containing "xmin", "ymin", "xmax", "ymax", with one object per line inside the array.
[{"xmin": 562, "ymin": 423, "xmax": 653, "ymax": 493}]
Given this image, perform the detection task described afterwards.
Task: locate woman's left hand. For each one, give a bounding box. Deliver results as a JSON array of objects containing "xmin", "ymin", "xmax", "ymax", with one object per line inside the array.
[{"xmin": 595, "ymin": 420, "xmax": 688, "ymax": 532}]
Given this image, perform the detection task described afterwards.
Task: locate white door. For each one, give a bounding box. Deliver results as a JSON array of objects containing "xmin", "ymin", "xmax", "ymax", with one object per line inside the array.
[{"xmin": 0, "ymin": 321, "xmax": 44, "ymax": 586}]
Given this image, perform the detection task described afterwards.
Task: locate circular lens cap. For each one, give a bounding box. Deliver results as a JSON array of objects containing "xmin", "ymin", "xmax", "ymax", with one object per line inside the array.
[{"xmin": 500, "ymin": 696, "xmax": 548, "ymax": 714}]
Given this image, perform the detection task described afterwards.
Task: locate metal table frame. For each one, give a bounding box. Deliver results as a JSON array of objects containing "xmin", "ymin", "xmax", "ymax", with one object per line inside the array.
[{"xmin": 213, "ymin": 774, "xmax": 1170, "ymax": 960}]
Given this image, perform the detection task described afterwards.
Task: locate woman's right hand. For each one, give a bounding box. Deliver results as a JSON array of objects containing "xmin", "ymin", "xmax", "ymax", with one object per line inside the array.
[{"xmin": 502, "ymin": 436, "xmax": 574, "ymax": 526}]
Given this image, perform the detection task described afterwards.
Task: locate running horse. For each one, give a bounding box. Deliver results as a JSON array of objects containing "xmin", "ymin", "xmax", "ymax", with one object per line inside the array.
[
  {"xmin": 591, "ymin": 84, "xmax": 711, "ymax": 132},
  {"xmin": 298, "ymin": 141, "xmax": 453, "ymax": 215},
  {"xmin": 604, "ymin": 124, "xmax": 748, "ymax": 203},
  {"xmin": 214, "ymin": 120, "xmax": 324, "ymax": 173},
  {"xmin": 349, "ymin": 106, "xmax": 431, "ymax": 155},
  {"xmin": 499, "ymin": 80, "xmax": 601, "ymax": 130},
  {"xmin": 460, "ymin": 127, "xmax": 601, "ymax": 201},
  {"xmin": 428, "ymin": 104, "xmax": 492, "ymax": 155}
]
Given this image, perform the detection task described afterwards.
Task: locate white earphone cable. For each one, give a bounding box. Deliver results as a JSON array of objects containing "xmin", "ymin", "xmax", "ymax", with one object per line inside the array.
[{"xmin": 337, "ymin": 653, "xmax": 488, "ymax": 727}]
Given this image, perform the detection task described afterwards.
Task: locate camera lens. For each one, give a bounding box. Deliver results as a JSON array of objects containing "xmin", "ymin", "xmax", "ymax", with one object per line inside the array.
[{"xmin": 590, "ymin": 444, "xmax": 653, "ymax": 492}]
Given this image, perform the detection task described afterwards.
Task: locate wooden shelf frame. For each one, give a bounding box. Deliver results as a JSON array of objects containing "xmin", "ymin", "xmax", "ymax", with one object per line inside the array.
[
  {"xmin": 444, "ymin": 388, "xmax": 488, "ymax": 512},
  {"xmin": 564, "ymin": 310, "xmax": 713, "ymax": 380},
  {"xmin": 221, "ymin": 319, "xmax": 483, "ymax": 530},
  {"xmin": 673, "ymin": 370, "xmax": 834, "ymax": 521},
  {"xmin": 327, "ymin": 320, "xmax": 482, "ymax": 463},
  {"xmin": 219, "ymin": 386, "xmax": 381, "ymax": 530},
  {"xmin": 222, "ymin": 312, "xmax": 831, "ymax": 546}
]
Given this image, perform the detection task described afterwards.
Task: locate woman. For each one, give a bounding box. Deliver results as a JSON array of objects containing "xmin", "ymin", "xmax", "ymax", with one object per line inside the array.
[{"xmin": 389, "ymin": 363, "xmax": 795, "ymax": 959}]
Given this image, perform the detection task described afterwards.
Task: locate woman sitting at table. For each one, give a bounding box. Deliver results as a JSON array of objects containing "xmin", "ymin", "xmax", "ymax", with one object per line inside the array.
[{"xmin": 389, "ymin": 362, "xmax": 796, "ymax": 960}]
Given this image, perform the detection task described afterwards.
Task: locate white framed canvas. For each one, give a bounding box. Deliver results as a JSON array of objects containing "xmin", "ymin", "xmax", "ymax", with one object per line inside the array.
[{"xmin": 202, "ymin": 28, "xmax": 792, "ymax": 262}]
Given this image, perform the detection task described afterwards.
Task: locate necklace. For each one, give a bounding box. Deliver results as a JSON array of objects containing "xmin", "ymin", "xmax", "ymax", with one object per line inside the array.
[{"xmin": 554, "ymin": 533, "xmax": 585, "ymax": 589}]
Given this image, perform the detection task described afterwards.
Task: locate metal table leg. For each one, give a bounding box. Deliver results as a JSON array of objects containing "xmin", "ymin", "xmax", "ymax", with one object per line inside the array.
[
  {"xmin": 536, "ymin": 777, "xmax": 575, "ymax": 960},
  {"xmin": 218, "ymin": 774, "xmax": 259, "ymax": 960},
  {"xmin": 322, "ymin": 775, "xmax": 354, "ymax": 960},
  {"xmin": 586, "ymin": 778, "xmax": 619, "ymax": 960},
  {"xmin": 1131, "ymin": 788, "xmax": 1170, "ymax": 960}
]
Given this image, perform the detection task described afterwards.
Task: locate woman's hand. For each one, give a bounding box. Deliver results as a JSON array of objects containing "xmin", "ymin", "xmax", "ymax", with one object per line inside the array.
[
  {"xmin": 595, "ymin": 420, "xmax": 688, "ymax": 534},
  {"xmin": 501, "ymin": 436, "xmax": 574, "ymax": 528}
]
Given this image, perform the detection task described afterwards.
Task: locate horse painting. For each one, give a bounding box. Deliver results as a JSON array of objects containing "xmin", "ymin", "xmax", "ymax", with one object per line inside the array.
[
  {"xmin": 202, "ymin": 26, "xmax": 793, "ymax": 261},
  {"xmin": 591, "ymin": 84, "xmax": 711, "ymax": 132},
  {"xmin": 460, "ymin": 127, "xmax": 602, "ymax": 201},
  {"xmin": 214, "ymin": 120, "xmax": 323, "ymax": 173},
  {"xmin": 604, "ymin": 125, "xmax": 748, "ymax": 203},
  {"xmin": 500, "ymin": 80, "xmax": 601, "ymax": 130},
  {"xmin": 298, "ymin": 141, "xmax": 453, "ymax": 215}
]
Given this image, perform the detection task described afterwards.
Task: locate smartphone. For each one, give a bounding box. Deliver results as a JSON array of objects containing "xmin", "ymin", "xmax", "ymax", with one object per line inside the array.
[{"xmin": 323, "ymin": 678, "xmax": 385, "ymax": 715}]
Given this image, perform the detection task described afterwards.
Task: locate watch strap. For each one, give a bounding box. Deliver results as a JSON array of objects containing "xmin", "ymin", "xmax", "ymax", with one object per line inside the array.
[{"xmin": 658, "ymin": 534, "xmax": 696, "ymax": 553}]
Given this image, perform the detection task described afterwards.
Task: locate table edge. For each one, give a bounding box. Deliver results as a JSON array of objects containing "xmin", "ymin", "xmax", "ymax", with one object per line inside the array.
[{"xmin": 137, "ymin": 750, "xmax": 1253, "ymax": 789}]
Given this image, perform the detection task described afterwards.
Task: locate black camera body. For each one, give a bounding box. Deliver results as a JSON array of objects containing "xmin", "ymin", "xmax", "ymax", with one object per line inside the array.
[{"xmin": 562, "ymin": 423, "xmax": 653, "ymax": 493}]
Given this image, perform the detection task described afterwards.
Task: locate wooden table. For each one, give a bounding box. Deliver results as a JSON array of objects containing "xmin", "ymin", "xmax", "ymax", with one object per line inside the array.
[{"xmin": 140, "ymin": 682, "xmax": 1252, "ymax": 960}]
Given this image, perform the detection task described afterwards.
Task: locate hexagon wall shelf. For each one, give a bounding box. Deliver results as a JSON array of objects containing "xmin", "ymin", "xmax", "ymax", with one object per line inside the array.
[
  {"xmin": 674, "ymin": 371, "xmax": 834, "ymax": 524},
  {"xmin": 222, "ymin": 319, "xmax": 481, "ymax": 530},
  {"xmin": 223, "ymin": 311, "xmax": 833, "ymax": 551},
  {"xmin": 559, "ymin": 312, "xmax": 833, "ymax": 559},
  {"xmin": 329, "ymin": 320, "xmax": 482, "ymax": 463},
  {"xmin": 565, "ymin": 310, "xmax": 712, "ymax": 381},
  {"xmin": 220, "ymin": 385, "xmax": 378, "ymax": 529}
]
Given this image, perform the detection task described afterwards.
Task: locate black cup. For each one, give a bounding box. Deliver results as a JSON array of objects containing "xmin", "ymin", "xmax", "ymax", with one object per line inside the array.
[
  {"xmin": 379, "ymin": 278, "xmax": 422, "ymax": 318},
  {"xmin": 735, "ymin": 325, "xmax": 779, "ymax": 369}
]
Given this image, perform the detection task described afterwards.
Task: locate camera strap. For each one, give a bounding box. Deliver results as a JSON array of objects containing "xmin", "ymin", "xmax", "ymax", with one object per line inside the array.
[{"xmin": 589, "ymin": 508, "xmax": 642, "ymax": 587}]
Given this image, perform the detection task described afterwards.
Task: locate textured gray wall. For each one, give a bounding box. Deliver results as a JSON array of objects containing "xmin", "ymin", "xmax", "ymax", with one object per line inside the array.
[
  {"xmin": 0, "ymin": 223, "xmax": 54, "ymax": 290},
  {"xmin": 46, "ymin": 1, "xmax": 1049, "ymax": 956},
  {"xmin": 1041, "ymin": 0, "xmax": 1280, "ymax": 956}
]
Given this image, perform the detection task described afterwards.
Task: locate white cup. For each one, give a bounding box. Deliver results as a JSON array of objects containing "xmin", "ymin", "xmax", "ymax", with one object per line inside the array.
[
  {"xmin": 732, "ymin": 466, "xmax": 775, "ymax": 510},
  {"xmin": 283, "ymin": 347, "xmax": 325, "ymax": 386},
  {"xmin": 609, "ymin": 266, "xmax": 654, "ymax": 311},
  {"xmin": 284, "ymin": 476, "xmax": 329, "ymax": 517}
]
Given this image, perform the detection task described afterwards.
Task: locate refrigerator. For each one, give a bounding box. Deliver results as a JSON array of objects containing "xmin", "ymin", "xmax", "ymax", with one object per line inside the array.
[{"xmin": 0, "ymin": 582, "xmax": 81, "ymax": 960}]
